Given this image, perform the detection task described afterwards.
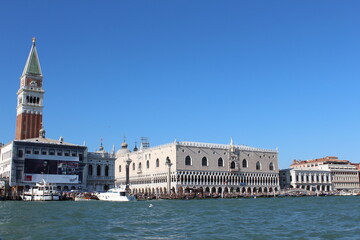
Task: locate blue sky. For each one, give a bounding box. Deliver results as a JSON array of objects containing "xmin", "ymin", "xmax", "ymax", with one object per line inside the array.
[{"xmin": 1, "ymin": 1, "xmax": 360, "ymax": 168}]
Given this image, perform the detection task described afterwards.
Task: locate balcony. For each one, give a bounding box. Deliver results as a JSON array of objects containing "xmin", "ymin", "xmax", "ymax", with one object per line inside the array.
[{"xmin": 87, "ymin": 176, "xmax": 114, "ymax": 181}]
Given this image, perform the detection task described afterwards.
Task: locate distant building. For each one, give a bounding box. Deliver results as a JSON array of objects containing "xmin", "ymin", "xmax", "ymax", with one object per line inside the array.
[
  {"xmin": 281, "ymin": 156, "xmax": 360, "ymax": 192},
  {"xmin": 0, "ymin": 134, "xmax": 88, "ymax": 190},
  {"xmin": 86, "ymin": 143, "xmax": 116, "ymax": 191},
  {"xmin": 115, "ymin": 140, "xmax": 280, "ymax": 195},
  {"xmin": 279, "ymin": 168, "xmax": 332, "ymax": 192}
]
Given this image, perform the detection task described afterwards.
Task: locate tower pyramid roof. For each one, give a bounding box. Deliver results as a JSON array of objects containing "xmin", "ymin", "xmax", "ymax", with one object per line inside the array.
[{"xmin": 22, "ymin": 37, "xmax": 42, "ymax": 76}]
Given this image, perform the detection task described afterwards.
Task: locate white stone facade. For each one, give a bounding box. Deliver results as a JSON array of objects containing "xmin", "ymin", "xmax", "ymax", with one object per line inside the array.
[
  {"xmin": 115, "ymin": 141, "xmax": 280, "ymax": 195},
  {"xmin": 286, "ymin": 156, "xmax": 360, "ymax": 192},
  {"xmin": 86, "ymin": 146, "xmax": 116, "ymax": 191},
  {"xmin": 280, "ymin": 168, "xmax": 333, "ymax": 192},
  {"xmin": 0, "ymin": 137, "xmax": 88, "ymax": 191}
]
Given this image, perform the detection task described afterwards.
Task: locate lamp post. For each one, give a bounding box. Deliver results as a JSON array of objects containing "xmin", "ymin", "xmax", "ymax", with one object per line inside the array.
[{"xmin": 165, "ymin": 157, "xmax": 173, "ymax": 194}]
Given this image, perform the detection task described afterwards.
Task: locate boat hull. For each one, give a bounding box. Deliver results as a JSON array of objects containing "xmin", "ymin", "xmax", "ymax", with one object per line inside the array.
[
  {"xmin": 97, "ymin": 194, "xmax": 136, "ymax": 202},
  {"xmin": 22, "ymin": 194, "xmax": 60, "ymax": 201}
]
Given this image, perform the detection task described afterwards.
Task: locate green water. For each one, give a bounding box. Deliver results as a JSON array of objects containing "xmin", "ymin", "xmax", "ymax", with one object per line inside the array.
[{"xmin": 0, "ymin": 196, "xmax": 359, "ymax": 239}]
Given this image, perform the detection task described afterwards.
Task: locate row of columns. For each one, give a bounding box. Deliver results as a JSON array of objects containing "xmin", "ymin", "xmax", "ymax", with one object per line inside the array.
[
  {"xmin": 178, "ymin": 171, "xmax": 278, "ymax": 186},
  {"xmin": 88, "ymin": 164, "xmax": 112, "ymax": 177},
  {"xmin": 294, "ymin": 172, "xmax": 331, "ymax": 183}
]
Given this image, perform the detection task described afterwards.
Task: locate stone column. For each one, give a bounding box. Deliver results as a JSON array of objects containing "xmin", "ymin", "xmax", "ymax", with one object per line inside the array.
[
  {"xmin": 166, "ymin": 157, "xmax": 173, "ymax": 194},
  {"xmin": 125, "ymin": 156, "xmax": 132, "ymax": 191}
]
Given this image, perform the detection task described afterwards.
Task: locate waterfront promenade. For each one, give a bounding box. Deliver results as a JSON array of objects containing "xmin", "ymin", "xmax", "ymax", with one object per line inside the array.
[{"xmin": 1, "ymin": 188, "xmax": 358, "ymax": 201}]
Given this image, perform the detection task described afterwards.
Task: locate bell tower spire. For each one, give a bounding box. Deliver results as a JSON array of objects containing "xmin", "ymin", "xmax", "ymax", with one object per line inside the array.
[{"xmin": 15, "ymin": 37, "xmax": 45, "ymax": 140}]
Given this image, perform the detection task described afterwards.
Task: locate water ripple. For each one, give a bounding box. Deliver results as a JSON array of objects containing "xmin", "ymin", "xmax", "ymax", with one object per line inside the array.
[{"xmin": 0, "ymin": 197, "xmax": 359, "ymax": 239}]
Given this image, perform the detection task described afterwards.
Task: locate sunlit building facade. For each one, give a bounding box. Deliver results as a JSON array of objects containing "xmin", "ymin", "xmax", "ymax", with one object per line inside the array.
[
  {"xmin": 281, "ymin": 156, "xmax": 360, "ymax": 192},
  {"xmin": 115, "ymin": 141, "xmax": 280, "ymax": 195},
  {"xmin": 86, "ymin": 144, "xmax": 116, "ymax": 191},
  {"xmin": 0, "ymin": 134, "xmax": 88, "ymax": 191}
]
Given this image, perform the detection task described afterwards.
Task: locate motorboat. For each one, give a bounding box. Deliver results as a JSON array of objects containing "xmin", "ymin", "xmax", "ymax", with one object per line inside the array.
[
  {"xmin": 97, "ymin": 186, "xmax": 136, "ymax": 201},
  {"xmin": 22, "ymin": 180, "xmax": 60, "ymax": 201},
  {"xmin": 74, "ymin": 193, "xmax": 99, "ymax": 201}
]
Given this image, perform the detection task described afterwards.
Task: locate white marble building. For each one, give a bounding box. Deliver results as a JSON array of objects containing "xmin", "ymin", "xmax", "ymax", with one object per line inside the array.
[
  {"xmin": 279, "ymin": 168, "xmax": 332, "ymax": 192},
  {"xmin": 115, "ymin": 140, "xmax": 280, "ymax": 195},
  {"xmin": 86, "ymin": 144, "xmax": 116, "ymax": 191},
  {"xmin": 281, "ymin": 156, "xmax": 360, "ymax": 192}
]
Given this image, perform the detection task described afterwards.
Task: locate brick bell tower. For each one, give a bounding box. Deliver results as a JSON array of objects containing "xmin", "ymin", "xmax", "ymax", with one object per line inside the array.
[{"xmin": 15, "ymin": 37, "xmax": 44, "ymax": 140}]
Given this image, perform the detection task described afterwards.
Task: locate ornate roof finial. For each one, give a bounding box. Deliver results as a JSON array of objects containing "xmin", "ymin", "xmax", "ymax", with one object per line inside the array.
[
  {"xmin": 32, "ymin": 37, "xmax": 36, "ymax": 45},
  {"xmin": 112, "ymin": 144, "xmax": 115, "ymax": 154},
  {"xmin": 99, "ymin": 138, "xmax": 104, "ymax": 151},
  {"xmin": 133, "ymin": 141, "xmax": 138, "ymax": 152}
]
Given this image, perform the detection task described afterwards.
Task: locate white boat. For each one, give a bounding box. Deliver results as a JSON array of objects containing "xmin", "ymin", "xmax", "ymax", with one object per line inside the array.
[
  {"xmin": 97, "ymin": 186, "xmax": 136, "ymax": 201},
  {"xmin": 74, "ymin": 193, "xmax": 99, "ymax": 201},
  {"xmin": 22, "ymin": 180, "xmax": 60, "ymax": 201}
]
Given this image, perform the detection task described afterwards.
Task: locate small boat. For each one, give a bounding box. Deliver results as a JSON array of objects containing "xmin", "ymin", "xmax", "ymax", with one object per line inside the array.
[
  {"xmin": 22, "ymin": 180, "xmax": 60, "ymax": 201},
  {"xmin": 74, "ymin": 193, "xmax": 99, "ymax": 201},
  {"xmin": 97, "ymin": 186, "xmax": 136, "ymax": 202}
]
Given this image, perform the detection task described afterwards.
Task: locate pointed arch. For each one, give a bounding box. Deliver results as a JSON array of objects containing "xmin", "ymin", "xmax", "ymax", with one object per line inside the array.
[
  {"xmin": 269, "ymin": 162, "xmax": 274, "ymax": 171},
  {"xmin": 202, "ymin": 157, "xmax": 208, "ymax": 166},
  {"xmin": 218, "ymin": 157, "xmax": 224, "ymax": 167},
  {"xmin": 242, "ymin": 159, "xmax": 248, "ymax": 168},
  {"xmin": 185, "ymin": 156, "xmax": 192, "ymax": 166},
  {"xmin": 256, "ymin": 161, "xmax": 261, "ymax": 170}
]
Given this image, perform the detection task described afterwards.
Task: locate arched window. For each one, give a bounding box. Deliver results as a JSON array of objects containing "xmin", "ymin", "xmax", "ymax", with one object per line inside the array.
[
  {"xmin": 105, "ymin": 165, "xmax": 109, "ymax": 176},
  {"xmin": 256, "ymin": 161, "xmax": 261, "ymax": 170},
  {"xmin": 156, "ymin": 158, "xmax": 159, "ymax": 167},
  {"xmin": 146, "ymin": 160, "xmax": 150, "ymax": 169},
  {"xmin": 185, "ymin": 156, "xmax": 191, "ymax": 166},
  {"xmin": 269, "ymin": 162, "xmax": 274, "ymax": 171},
  {"xmin": 88, "ymin": 165, "xmax": 93, "ymax": 175},
  {"xmin": 132, "ymin": 163, "xmax": 135, "ymax": 171},
  {"xmin": 138, "ymin": 162, "xmax": 142, "ymax": 170},
  {"xmin": 242, "ymin": 159, "xmax": 248, "ymax": 168},
  {"xmin": 218, "ymin": 158, "xmax": 223, "ymax": 167},
  {"xmin": 202, "ymin": 157, "xmax": 208, "ymax": 166},
  {"xmin": 230, "ymin": 161, "xmax": 235, "ymax": 169},
  {"xmin": 97, "ymin": 165, "xmax": 101, "ymax": 176},
  {"xmin": 118, "ymin": 165, "xmax": 121, "ymax": 173}
]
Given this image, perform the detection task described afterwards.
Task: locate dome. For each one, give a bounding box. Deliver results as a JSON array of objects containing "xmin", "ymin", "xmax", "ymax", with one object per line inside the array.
[{"xmin": 121, "ymin": 141, "xmax": 128, "ymax": 149}]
